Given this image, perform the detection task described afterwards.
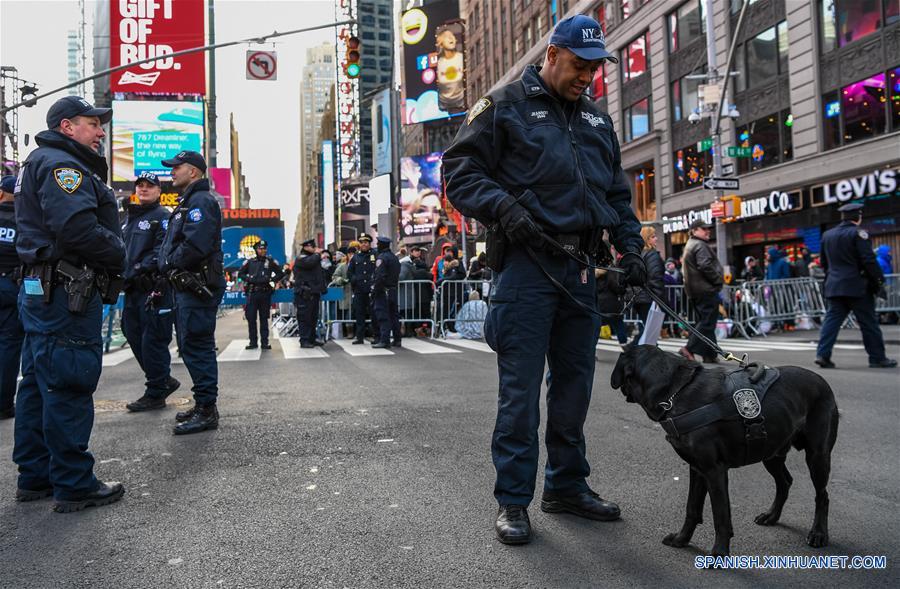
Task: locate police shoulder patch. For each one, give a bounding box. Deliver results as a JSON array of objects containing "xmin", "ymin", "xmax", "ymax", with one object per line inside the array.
[
  {"xmin": 138, "ymin": 220, "xmax": 151, "ymax": 231},
  {"xmin": 467, "ymin": 97, "xmax": 492, "ymax": 124},
  {"xmin": 376, "ymin": 259, "xmax": 383, "ymax": 267},
  {"xmin": 161, "ymin": 219, "xmax": 169, "ymax": 231},
  {"xmin": 188, "ymin": 208, "xmax": 203, "ymax": 222},
  {"xmin": 858, "ymin": 229, "xmax": 869, "ymax": 240},
  {"xmin": 53, "ymin": 168, "xmax": 83, "ymax": 194}
]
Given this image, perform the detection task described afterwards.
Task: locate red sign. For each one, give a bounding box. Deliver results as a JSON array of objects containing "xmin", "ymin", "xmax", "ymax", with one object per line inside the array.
[
  {"xmin": 110, "ymin": 0, "xmax": 206, "ymax": 95},
  {"xmin": 710, "ymin": 201, "xmax": 726, "ymax": 218}
]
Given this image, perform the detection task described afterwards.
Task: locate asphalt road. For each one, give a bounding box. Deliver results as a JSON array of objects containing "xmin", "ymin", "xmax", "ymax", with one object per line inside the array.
[{"xmin": 1, "ymin": 312, "xmax": 898, "ymax": 588}]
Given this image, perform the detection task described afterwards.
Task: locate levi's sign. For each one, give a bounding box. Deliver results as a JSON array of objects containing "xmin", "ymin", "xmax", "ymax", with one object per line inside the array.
[{"xmin": 811, "ymin": 168, "xmax": 898, "ymax": 206}]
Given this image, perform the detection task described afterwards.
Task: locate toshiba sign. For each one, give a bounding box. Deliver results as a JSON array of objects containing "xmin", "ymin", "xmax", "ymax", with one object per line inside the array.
[{"xmin": 110, "ymin": 0, "xmax": 206, "ymax": 95}]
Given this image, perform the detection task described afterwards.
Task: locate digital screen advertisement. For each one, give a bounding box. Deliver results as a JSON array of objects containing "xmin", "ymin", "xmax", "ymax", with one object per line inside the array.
[
  {"xmin": 400, "ymin": 152, "xmax": 444, "ymax": 241},
  {"xmin": 222, "ymin": 212, "xmax": 287, "ymax": 270}
]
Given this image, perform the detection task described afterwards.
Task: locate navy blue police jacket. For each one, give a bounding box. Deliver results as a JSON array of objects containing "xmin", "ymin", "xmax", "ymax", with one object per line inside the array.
[
  {"xmin": 373, "ymin": 249, "xmax": 400, "ymax": 290},
  {"xmin": 293, "ymin": 253, "xmax": 326, "ymax": 296},
  {"xmin": 123, "ymin": 201, "xmax": 169, "ymax": 286},
  {"xmin": 0, "ymin": 201, "xmax": 18, "ymax": 275},
  {"xmin": 239, "ymin": 255, "xmax": 285, "ymax": 287},
  {"xmin": 15, "ymin": 130, "xmax": 125, "ymax": 272},
  {"xmin": 348, "ymin": 250, "xmax": 377, "ymax": 294},
  {"xmin": 443, "ymin": 65, "xmax": 643, "ymax": 254},
  {"xmin": 820, "ymin": 220, "xmax": 884, "ymax": 298},
  {"xmin": 158, "ymin": 178, "xmax": 225, "ymax": 290}
]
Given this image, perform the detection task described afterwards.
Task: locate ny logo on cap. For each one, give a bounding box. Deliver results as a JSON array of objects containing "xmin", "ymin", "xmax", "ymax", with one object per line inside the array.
[
  {"xmin": 78, "ymin": 99, "xmax": 91, "ymax": 108},
  {"xmin": 582, "ymin": 28, "xmax": 604, "ymax": 44}
]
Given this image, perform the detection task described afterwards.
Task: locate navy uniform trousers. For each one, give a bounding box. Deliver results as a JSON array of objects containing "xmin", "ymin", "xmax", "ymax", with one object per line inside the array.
[
  {"xmin": 14, "ymin": 285, "xmax": 103, "ymax": 500},
  {"xmin": 372, "ymin": 287, "xmax": 401, "ymax": 344},
  {"xmin": 174, "ymin": 290, "xmax": 222, "ymax": 406},
  {"xmin": 816, "ymin": 295, "xmax": 888, "ymax": 363},
  {"xmin": 352, "ymin": 291, "xmax": 372, "ymax": 339},
  {"xmin": 0, "ymin": 275, "xmax": 24, "ymax": 412},
  {"xmin": 484, "ymin": 248, "xmax": 599, "ymax": 506},
  {"xmin": 296, "ymin": 292, "xmax": 321, "ymax": 345},
  {"xmin": 121, "ymin": 288, "xmax": 174, "ymax": 398},
  {"xmin": 245, "ymin": 289, "xmax": 273, "ymax": 345}
]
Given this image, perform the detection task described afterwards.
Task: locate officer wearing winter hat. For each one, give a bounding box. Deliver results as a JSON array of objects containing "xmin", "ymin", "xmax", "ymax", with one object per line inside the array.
[{"xmin": 238, "ymin": 239, "xmax": 285, "ymax": 349}]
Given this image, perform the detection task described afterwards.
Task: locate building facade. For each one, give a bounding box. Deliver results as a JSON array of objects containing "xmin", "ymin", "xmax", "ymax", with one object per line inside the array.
[
  {"xmin": 357, "ymin": 0, "xmax": 395, "ymax": 176},
  {"xmin": 300, "ymin": 42, "xmax": 336, "ymax": 246}
]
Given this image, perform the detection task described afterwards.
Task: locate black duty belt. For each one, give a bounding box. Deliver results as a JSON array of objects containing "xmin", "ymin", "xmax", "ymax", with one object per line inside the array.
[{"xmin": 544, "ymin": 233, "xmax": 582, "ymax": 257}]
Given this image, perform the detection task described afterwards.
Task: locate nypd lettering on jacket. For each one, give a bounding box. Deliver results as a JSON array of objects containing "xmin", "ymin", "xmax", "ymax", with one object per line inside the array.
[{"xmin": 443, "ymin": 65, "xmax": 643, "ymax": 252}]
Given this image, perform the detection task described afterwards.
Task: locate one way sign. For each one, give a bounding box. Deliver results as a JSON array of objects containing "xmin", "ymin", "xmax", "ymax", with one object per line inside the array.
[{"xmin": 703, "ymin": 177, "xmax": 740, "ymax": 191}]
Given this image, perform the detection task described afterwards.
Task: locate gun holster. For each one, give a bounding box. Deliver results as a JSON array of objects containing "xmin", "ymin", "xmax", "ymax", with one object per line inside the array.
[
  {"xmin": 98, "ymin": 273, "xmax": 125, "ymax": 304},
  {"xmin": 485, "ymin": 222, "xmax": 508, "ymax": 273},
  {"xmin": 56, "ymin": 260, "xmax": 96, "ymax": 313}
]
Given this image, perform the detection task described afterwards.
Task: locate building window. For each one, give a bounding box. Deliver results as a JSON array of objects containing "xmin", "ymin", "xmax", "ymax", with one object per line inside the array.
[
  {"xmin": 823, "ymin": 68, "xmax": 899, "ymax": 149},
  {"xmin": 591, "ymin": 64, "xmax": 607, "ymax": 100},
  {"xmin": 736, "ymin": 21, "xmax": 789, "ymax": 90},
  {"xmin": 673, "ymin": 144, "xmax": 712, "ymax": 192},
  {"xmin": 735, "ymin": 110, "xmax": 793, "ymax": 174},
  {"xmin": 891, "ymin": 67, "xmax": 900, "ymax": 129},
  {"xmin": 551, "ymin": 0, "xmax": 559, "ymax": 26},
  {"xmin": 630, "ymin": 163, "xmax": 656, "ymax": 221},
  {"xmin": 622, "ymin": 31, "xmax": 650, "ymax": 82},
  {"xmin": 669, "ymin": 0, "xmax": 707, "ymax": 53},
  {"xmin": 672, "ymin": 69, "xmax": 704, "ymax": 121},
  {"xmin": 820, "ymin": 0, "xmax": 888, "ymax": 52},
  {"xmin": 623, "ymin": 97, "xmax": 651, "ymax": 142}
]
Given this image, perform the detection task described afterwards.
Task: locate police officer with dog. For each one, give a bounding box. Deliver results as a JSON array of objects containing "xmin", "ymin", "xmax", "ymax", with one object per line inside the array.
[
  {"xmin": 14, "ymin": 96, "xmax": 126, "ymax": 512},
  {"xmin": 293, "ymin": 239, "xmax": 326, "ymax": 348},
  {"xmin": 0, "ymin": 175, "xmax": 23, "ymax": 420},
  {"xmin": 444, "ymin": 15, "xmax": 646, "ymax": 544},
  {"xmin": 158, "ymin": 151, "xmax": 225, "ymax": 435},
  {"xmin": 347, "ymin": 233, "xmax": 376, "ymax": 343},
  {"xmin": 371, "ymin": 236, "xmax": 401, "ymax": 349},
  {"xmin": 815, "ymin": 202, "xmax": 896, "ymax": 369},
  {"xmin": 238, "ymin": 240, "xmax": 285, "ymax": 350},
  {"xmin": 122, "ymin": 172, "xmax": 179, "ymax": 413}
]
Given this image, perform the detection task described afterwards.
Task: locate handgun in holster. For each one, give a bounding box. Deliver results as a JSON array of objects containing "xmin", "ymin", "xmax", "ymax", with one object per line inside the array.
[
  {"xmin": 168, "ymin": 269, "xmax": 213, "ymax": 300},
  {"xmin": 485, "ymin": 222, "xmax": 508, "ymax": 272},
  {"xmin": 56, "ymin": 259, "xmax": 96, "ymax": 313},
  {"xmin": 96, "ymin": 272, "xmax": 125, "ymax": 304}
]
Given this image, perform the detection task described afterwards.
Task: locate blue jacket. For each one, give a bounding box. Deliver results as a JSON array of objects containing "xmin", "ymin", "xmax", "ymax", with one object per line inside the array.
[
  {"xmin": 765, "ymin": 247, "xmax": 792, "ymax": 281},
  {"xmin": 158, "ymin": 178, "xmax": 225, "ymax": 289},
  {"xmin": 15, "ymin": 130, "xmax": 124, "ymax": 272},
  {"xmin": 373, "ymin": 248, "xmax": 400, "ymax": 290},
  {"xmin": 347, "ymin": 249, "xmax": 377, "ymax": 294},
  {"xmin": 0, "ymin": 202, "xmax": 18, "ymax": 275},
  {"xmin": 443, "ymin": 65, "xmax": 643, "ymax": 254},
  {"xmin": 123, "ymin": 201, "xmax": 169, "ymax": 284},
  {"xmin": 876, "ymin": 245, "xmax": 893, "ymax": 276},
  {"xmin": 820, "ymin": 221, "xmax": 884, "ymax": 298}
]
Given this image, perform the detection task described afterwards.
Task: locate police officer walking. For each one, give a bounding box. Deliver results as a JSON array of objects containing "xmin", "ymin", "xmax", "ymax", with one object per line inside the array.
[
  {"xmin": 443, "ymin": 15, "xmax": 646, "ymax": 544},
  {"xmin": 158, "ymin": 151, "xmax": 226, "ymax": 435},
  {"xmin": 122, "ymin": 172, "xmax": 179, "ymax": 412},
  {"xmin": 371, "ymin": 236, "xmax": 401, "ymax": 349},
  {"xmin": 815, "ymin": 202, "xmax": 896, "ymax": 369},
  {"xmin": 14, "ymin": 96, "xmax": 126, "ymax": 512},
  {"xmin": 0, "ymin": 175, "xmax": 23, "ymax": 420},
  {"xmin": 293, "ymin": 239, "xmax": 326, "ymax": 348},
  {"xmin": 238, "ymin": 240, "xmax": 285, "ymax": 349},
  {"xmin": 347, "ymin": 233, "xmax": 376, "ymax": 344}
]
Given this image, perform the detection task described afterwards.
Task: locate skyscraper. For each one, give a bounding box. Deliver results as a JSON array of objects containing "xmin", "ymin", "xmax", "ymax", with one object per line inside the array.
[{"xmin": 356, "ymin": 0, "xmax": 395, "ymax": 176}]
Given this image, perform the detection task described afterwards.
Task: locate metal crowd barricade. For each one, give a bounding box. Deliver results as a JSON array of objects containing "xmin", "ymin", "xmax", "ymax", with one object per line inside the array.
[
  {"xmin": 876, "ymin": 273, "xmax": 899, "ymax": 313},
  {"xmin": 727, "ymin": 277, "xmax": 826, "ymax": 337},
  {"xmin": 436, "ymin": 279, "xmax": 491, "ymax": 337},
  {"xmin": 318, "ymin": 280, "xmax": 437, "ymax": 340},
  {"xmin": 102, "ymin": 292, "xmax": 126, "ymax": 353}
]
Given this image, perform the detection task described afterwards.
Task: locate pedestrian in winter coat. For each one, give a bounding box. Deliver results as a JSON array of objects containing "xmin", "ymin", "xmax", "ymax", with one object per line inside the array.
[
  {"xmin": 765, "ymin": 247, "xmax": 792, "ymax": 280},
  {"xmin": 630, "ymin": 226, "xmax": 665, "ymax": 345},
  {"xmin": 876, "ymin": 244, "xmax": 893, "ymax": 276},
  {"xmin": 680, "ymin": 219, "xmax": 723, "ymax": 363}
]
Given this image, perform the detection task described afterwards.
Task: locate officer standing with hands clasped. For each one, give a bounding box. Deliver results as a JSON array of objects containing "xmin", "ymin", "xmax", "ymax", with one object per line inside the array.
[
  {"xmin": 371, "ymin": 236, "xmax": 401, "ymax": 349},
  {"xmin": 122, "ymin": 171, "xmax": 180, "ymax": 412},
  {"xmin": 0, "ymin": 175, "xmax": 23, "ymax": 420},
  {"xmin": 347, "ymin": 233, "xmax": 376, "ymax": 343},
  {"xmin": 14, "ymin": 96, "xmax": 126, "ymax": 512},
  {"xmin": 443, "ymin": 15, "xmax": 646, "ymax": 544},
  {"xmin": 293, "ymin": 239, "xmax": 326, "ymax": 348},
  {"xmin": 815, "ymin": 202, "xmax": 896, "ymax": 369},
  {"xmin": 238, "ymin": 239, "xmax": 285, "ymax": 349},
  {"xmin": 158, "ymin": 151, "xmax": 226, "ymax": 435}
]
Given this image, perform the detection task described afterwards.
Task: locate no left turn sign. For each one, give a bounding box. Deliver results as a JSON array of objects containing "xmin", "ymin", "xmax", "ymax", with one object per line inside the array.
[{"xmin": 246, "ymin": 51, "xmax": 277, "ymax": 81}]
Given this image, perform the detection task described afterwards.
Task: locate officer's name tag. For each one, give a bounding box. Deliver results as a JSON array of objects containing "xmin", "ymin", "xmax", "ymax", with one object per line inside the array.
[{"xmin": 24, "ymin": 277, "xmax": 45, "ymax": 296}]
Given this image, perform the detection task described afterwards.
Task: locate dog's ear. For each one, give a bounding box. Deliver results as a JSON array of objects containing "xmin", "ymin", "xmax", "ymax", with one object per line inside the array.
[{"xmin": 611, "ymin": 351, "xmax": 628, "ymax": 390}]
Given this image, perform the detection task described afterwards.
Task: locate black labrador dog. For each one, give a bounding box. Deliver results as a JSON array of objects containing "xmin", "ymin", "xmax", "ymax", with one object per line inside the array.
[{"xmin": 611, "ymin": 345, "xmax": 838, "ymax": 556}]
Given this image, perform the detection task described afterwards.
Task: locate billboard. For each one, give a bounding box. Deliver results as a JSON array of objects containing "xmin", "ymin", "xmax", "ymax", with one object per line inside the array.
[
  {"xmin": 334, "ymin": 1, "xmax": 360, "ymax": 179},
  {"xmin": 209, "ymin": 167, "xmax": 233, "ymax": 210},
  {"xmin": 222, "ymin": 209, "xmax": 286, "ymax": 270},
  {"xmin": 400, "ymin": 152, "xmax": 444, "ymax": 241},
  {"xmin": 371, "ymin": 89, "xmax": 393, "ymax": 176},
  {"xmin": 110, "ymin": 0, "xmax": 206, "ymax": 95},
  {"xmin": 401, "ymin": 0, "xmax": 466, "ymax": 125},
  {"xmin": 112, "ymin": 100, "xmax": 205, "ymax": 183}
]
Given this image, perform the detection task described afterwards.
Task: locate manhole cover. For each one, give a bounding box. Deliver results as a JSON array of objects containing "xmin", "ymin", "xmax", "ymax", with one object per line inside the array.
[{"xmin": 94, "ymin": 397, "xmax": 191, "ymax": 412}]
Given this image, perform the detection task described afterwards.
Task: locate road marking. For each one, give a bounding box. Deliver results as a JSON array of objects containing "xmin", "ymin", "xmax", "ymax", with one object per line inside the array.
[
  {"xmin": 437, "ymin": 338, "xmax": 494, "ymax": 353},
  {"xmin": 217, "ymin": 339, "xmax": 262, "ymax": 362},
  {"xmin": 102, "ymin": 348, "xmax": 134, "ymax": 366},
  {"xmin": 401, "ymin": 339, "xmax": 461, "ymax": 354},
  {"xmin": 332, "ymin": 338, "xmax": 394, "ymax": 356},
  {"xmin": 279, "ymin": 337, "xmax": 329, "ymax": 359},
  {"xmin": 170, "ymin": 346, "xmax": 183, "ymax": 364}
]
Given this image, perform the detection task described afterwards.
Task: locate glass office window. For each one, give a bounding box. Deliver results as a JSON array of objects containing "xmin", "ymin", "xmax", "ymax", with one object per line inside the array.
[
  {"xmin": 746, "ymin": 26, "xmax": 779, "ymax": 88},
  {"xmin": 842, "ymin": 73, "xmax": 888, "ymax": 143},
  {"xmin": 820, "ymin": 0, "xmax": 883, "ymax": 51},
  {"xmin": 673, "ymin": 144, "xmax": 711, "ymax": 192},
  {"xmin": 822, "ymin": 91, "xmax": 842, "ymax": 150},
  {"xmin": 624, "ymin": 97, "xmax": 650, "ymax": 142},
  {"xmin": 622, "ymin": 32, "xmax": 650, "ymax": 82}
]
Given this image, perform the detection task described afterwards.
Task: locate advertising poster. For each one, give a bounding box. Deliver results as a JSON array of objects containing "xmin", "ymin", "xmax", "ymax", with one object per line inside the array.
[
  {"xmin": 340, "ymin": 178, "xmax": 371, "ymax": 244},
  {"xmin": 222, "ymin": 209, "xmax": 286, "ymax": 270},
  {"xmin": 109, "ymin": 0, "xmax": 206, "ymax": 95},
  {"xmin": 112, "ymin": 100, "xmax": 205, "ymax": 183},
  {"xmin": 400, "ymin": 0, "xmax": 466, "ymax": 124},
  {"xmin": 400, "ymin": 152, "xmax": 444, "ymax": 242}
]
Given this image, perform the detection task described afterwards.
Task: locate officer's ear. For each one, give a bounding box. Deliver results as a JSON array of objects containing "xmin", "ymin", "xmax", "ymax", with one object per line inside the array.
[{"xmin": 545, "ymin": 45, "xmax": 559, "ymax": 67}]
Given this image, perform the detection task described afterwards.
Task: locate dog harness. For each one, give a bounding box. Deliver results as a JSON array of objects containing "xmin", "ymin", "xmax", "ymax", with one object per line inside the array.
[{"xmin": 660, "ymin": 364, "xmax": 781, "ymax": 463}]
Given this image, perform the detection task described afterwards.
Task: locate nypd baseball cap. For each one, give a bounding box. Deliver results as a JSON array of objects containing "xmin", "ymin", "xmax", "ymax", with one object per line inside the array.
[
  {"xmin": 161, "ymin": 150, "xmax": 207, "ymax": 173},
  {"xmin": 134, "ymin": 171, "xmax": 160, "ymax": 186},
  {"xmin": 549, "ymin": 15, "xmax": 617, "ymax": 63},
  {"xmin": 46, "ymin": 96, "xmax": 113, "ymax": 129}
]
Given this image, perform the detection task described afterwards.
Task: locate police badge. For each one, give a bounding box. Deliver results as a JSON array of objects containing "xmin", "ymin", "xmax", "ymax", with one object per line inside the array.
[
  {"xmin": 53, "ymin": 168, "xmax": 83, "ymax": 194},
  {"xmin": 733, "ymin": 388, "xmax": 762, "ymax": 419}
]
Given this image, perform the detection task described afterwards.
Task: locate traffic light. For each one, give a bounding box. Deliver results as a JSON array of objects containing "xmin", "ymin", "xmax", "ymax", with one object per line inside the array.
[{"xmin": 345, "ymin": 36, "xmax": 361, "ymax": 78}]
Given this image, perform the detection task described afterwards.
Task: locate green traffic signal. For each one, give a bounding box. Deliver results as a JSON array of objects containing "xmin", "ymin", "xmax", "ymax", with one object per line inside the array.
[{"xmin": 347, "ymin": 63, "xmax": 360, "ymax": 78}]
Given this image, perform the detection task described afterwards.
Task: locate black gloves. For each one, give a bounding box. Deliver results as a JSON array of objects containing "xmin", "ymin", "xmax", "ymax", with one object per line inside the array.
[
  {"xmin": 619, "ymin": 251, "xmax": 647, "ymax": 287},
  {"xmin": 498, "ymin": 198, "xmax": 543, "ymax": 245}
]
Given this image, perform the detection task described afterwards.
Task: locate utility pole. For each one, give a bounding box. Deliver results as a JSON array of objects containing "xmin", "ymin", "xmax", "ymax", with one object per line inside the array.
[{"xmin": 207, "ymin": 0, "xmax": 218, "ymax": 167}]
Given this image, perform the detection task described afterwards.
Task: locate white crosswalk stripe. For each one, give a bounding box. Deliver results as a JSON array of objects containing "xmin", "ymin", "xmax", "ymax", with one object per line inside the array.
[
  {"xmin": 278, "ymin": 336, "xmax": 329, "ymax": 359},
  {"xmin": 332, "ymin": 338, "xmax": 394, "ymax": 356},
  {"xmin": 399, "ymin": 338, "xmax": 462, "ymax": 354},
  {"xmin": 218, "ymin": 340, "xmax": 262, "ymax": 362},
  {"xmin": 438, "ymin": 338, "xmax": 494, "ymax": 353},
  {"xmin": 102, "ymin": 348, "xmax": 134, "ymax": 367}
]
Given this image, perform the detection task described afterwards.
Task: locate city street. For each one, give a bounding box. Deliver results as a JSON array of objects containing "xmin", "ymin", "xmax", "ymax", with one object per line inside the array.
[{"xmin": 1, "ymin": 312, "xmax": 898, "ymax": 588}]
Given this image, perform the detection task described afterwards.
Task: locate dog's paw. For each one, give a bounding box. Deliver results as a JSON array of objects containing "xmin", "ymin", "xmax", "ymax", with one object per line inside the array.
[
  {"xmin": 754, "ymin": 511, "xmax": 781, "ymax": 526},
  {"xmin": 807, "ymin": 529, "xmax": 829, "ymax": 548},
  {"xmin": 662, "ymin": 532, "xmax": 690, "ymax": 548}
]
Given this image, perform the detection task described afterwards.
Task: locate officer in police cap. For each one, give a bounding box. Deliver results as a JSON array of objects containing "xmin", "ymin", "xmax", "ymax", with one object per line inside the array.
[
  {"xmin": 816, "ymin": 202, "xmax": 896, "ymax": 369},
  {"xmin": 0, "ymin": 175, "xmax": 23, "ymax": 420},
  {"xmin": 238, "ymin": 239, "xmax": 285, "ymax": 349},
  {"xmin": 14, "ymin": 95, "xmax": 126, "ymax": 511},
  {"xmin": 371, "ymin": 236, "xmax": 401, "ymax": 348},
  {"xmin": 347, "ymin": 233, "xmax": 376, "ymax": 343},
  {"xmin": 158, "ymin": 150, "xmax": 226, "ymax": 435},
  {"xmin": 443, "ymin": 15, "xmax": 646, "ymax": 544},
  {"xmin": 122, "ymin": 171, "xmax": 180, "ymax": 412},
  {"xmin": 293, "ymin": 239, "xmax": 326, "ymax": 348}
]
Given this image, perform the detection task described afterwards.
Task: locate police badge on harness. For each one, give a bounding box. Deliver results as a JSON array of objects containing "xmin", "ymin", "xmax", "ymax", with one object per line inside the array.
[{"xmin": 733, "ymin": 388, "xmax": 762, "ymax": 419}]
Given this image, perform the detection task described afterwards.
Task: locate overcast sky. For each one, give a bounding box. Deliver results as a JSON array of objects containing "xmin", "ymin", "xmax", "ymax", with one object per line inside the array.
[{"xmin": 1, "ymin": 0, "xmax": 342, "ymax": 254}]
